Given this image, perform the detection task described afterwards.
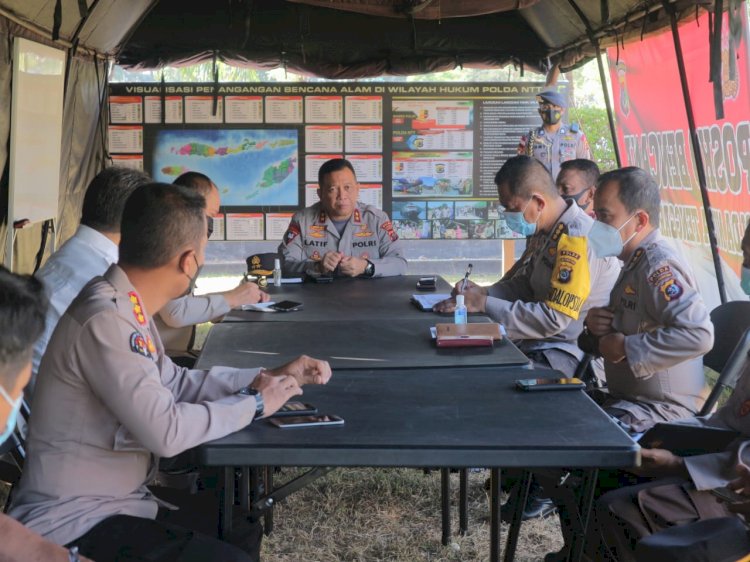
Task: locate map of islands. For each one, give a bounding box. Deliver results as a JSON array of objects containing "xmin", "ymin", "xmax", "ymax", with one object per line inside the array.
[{"xmin": 151, "ymin": 129, "xmax": 299, "ymax": 206}]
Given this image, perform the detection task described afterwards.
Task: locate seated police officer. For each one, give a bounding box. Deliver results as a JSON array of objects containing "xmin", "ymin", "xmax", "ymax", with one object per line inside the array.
[
  {"xmin": 10, "ymin": 183, "xmax": 332, "ymax": 562},
  {"xmin": 279, "ymin": 158, "xmax": 407, "ymax": 278},
  {"xmin": 556, "ymin": 158, "xmax": 599, "ymax": 217}
]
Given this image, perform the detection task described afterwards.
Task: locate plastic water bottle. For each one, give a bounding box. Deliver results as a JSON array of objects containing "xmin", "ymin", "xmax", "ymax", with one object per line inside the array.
[
  {"xmin": 273, "ymin": 258, "xmax": 282, "ymax": 287},
  {"xmin": 454, "ymin": 294, "xmax": 467, "ymax": 325}
]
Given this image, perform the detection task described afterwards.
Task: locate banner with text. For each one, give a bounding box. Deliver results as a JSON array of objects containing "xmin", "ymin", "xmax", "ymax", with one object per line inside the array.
[{"xmin": 608, "ymin": 9, "xmax": 750, "ymax": 307}]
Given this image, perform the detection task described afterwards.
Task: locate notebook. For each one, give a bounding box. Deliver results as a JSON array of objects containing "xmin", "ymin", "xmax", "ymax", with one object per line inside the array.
[{"xmin": 411, "ymin": 293, "xmax": 451, "ymax": 311}]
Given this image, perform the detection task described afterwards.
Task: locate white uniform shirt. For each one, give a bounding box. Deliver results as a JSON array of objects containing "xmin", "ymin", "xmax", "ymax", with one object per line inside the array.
[{"xmin": 32, "ymin": 225, "xmax": 118, "ymax": 395}]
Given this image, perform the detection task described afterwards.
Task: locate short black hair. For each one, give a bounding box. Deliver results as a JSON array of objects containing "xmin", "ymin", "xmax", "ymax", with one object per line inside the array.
[
  {"xmin": 173, "ymin": 171, "xmax": 215, "ymax": 197},
  {"xmin": 119, "ymin": 183, "xmax": 207, "ymax": 269},
  {"xmin": 81, "ymin": 167, "xmax": 151, "ymax": 233},
  {"xmin": 494, "ymin": 155, "xmax": 557, "ymax": 199},
  {"xmin": 598, "ymin": 166, "xmax": 661, "ymax": 227},
  {"xmin": 0, "ymin": 266, "xmax": 47, "ymax": 388},
  {"xmin": 558, "ymin": 159, "xmax": 600, "ymax": 187},
  {"xmin": 318, "ymin": 158, "xmax": 356, "ymax": 187}
]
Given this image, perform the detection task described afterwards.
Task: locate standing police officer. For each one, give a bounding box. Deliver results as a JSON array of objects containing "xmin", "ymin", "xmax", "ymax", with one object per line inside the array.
[{"xmin": 518, "ymin": 90, "xmax": 592, "ymax": 181}]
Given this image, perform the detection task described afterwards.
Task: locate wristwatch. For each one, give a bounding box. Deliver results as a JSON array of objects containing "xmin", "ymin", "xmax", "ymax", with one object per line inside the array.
[
  {"xmin": 239, "ymin": 386, "xmax": 265, "ymax": 417},
  {"xmin": 363, "ymin": 260, "xmax": 375, "ymax": 278}
]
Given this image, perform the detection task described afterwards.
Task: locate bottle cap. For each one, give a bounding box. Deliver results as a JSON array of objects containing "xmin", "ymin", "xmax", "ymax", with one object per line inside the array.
[
  {"xmin": 274, "ymin": 258, "xmax": 281, "ymax": 269},
  {"xmin": 456, "ymin": 294, "xmax": 465, "ymax": 306}
]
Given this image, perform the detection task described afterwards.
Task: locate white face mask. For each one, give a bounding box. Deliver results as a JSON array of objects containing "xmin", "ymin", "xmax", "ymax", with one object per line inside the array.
[{"xmin": 588, "ymin": 214, "xmax": 638, "ymax": 258}]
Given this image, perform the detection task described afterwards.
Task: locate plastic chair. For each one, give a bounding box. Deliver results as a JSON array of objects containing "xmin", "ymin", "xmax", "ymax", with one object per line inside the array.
[{"xmin": 699, "ymin": 301, "xmax": 750, "ymax": 416}]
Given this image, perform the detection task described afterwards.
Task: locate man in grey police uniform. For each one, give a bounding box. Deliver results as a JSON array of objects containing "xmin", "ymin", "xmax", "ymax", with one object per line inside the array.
[
  {"xmin": 582, "ymin": 167, "xmax": 713, "ymax": 432},
  {"xmin": 156, "ymin": 172, "xmax": 269, "ymax": 363},
  {"xmin": 9, "ymin": 183, "xmax": 332, "ymax": 561},
  {"xmin": 279, "ymin": 158, "xmax": 407, "ymax": 278},
  {"xmin": 436, "ymin": 155, "xmax": 620, "ymax": 374},
  {"xmin": 589, "ymin": 357, "xmax": 750, "ymax": 562},
  {"xmin": 518, "ymin": 89, "xmax": 592, "ymax": 181}
]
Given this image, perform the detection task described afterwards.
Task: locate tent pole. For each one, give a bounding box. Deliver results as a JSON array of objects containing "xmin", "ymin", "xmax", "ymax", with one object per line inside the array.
[
  {"xmin": 664, "ymin": 1, "xmax": 727, "ymax": 304},
  {"xmin": 594, "ymin": 44, "xmax": 622, "ymax": 167}
]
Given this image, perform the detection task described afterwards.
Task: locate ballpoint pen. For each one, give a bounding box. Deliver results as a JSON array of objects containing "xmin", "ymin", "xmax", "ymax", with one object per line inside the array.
[{"xmin": 460, "ymin": 263, "xmax": 473, "ymax": 292}]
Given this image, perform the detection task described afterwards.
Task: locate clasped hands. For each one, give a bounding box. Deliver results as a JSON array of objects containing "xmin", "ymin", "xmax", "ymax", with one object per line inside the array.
[
  {"xmin": 585, "ymin": 307, "xmax": 626, "ymax": 364},
  {"xmin": 251, "ymin": 355, "xmax": 332, "ymax": 417},
  {"xmin": 318, "ymin": 251, "xmax": 368, "ymax": 277}
]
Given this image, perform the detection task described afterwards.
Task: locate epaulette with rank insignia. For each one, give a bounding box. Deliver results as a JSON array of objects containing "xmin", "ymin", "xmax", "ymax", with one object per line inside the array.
[
  {"xmin": 318, "ymin": 211, "xmax": 327, "ymax": 223},
  {"xmin": 550, "ymin": 222, "xmax": 568, "ymax": 242},
  {"xmin": 625, "ymin": 248, "xmax": 645, "ymax": 270},
  {"xmin": 353, "ymin": 208, "xmax": 361, "ymax": 223}
]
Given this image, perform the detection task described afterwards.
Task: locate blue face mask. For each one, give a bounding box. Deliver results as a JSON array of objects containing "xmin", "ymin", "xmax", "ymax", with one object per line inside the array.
[
  {"xmin": 503, "ymin": 198, "xmax": 539, "ymax": 237},
  {"xmin": 0, "ymin": 383, "xmax": 22, "ymax": 445},
  {"xmin": 588, "ymin": 214, "xmax": 637, "ymax": 258},
  {"xmin": 741, "ymin": 266, "xmax": 750, "ymax": 296}
]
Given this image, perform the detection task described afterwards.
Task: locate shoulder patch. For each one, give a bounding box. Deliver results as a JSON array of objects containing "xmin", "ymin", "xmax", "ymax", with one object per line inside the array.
[
  {"xmin": 284, "ymin": 221, "xmax": 301, "ymax": 244},
  {"xmin": 647, "ymin": 265, "xmax": 674, "ymax": 286},
  {"xmin": 128, "ymin": 291, "xmax": 147, "ymax": 326},
  {"xmin": 130, "ymin": 331, "xmax": 153, "ymax": 358},
  {"xmin": 659, "ymin": 278, "xmax": 683, "ymax": 302},
  {"xmin": 381, "ymin": 220, "xmax": 398, "ymax": 241}
]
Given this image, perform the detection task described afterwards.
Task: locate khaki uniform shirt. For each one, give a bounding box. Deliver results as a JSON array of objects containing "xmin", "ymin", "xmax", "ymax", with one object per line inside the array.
[
  {"xmin": 155, "ymin": 294, "xmax": 231, "ymax": 355},
  {"xmin": 10, "ymin": 265, "xmax": 261, "ymax": 545},
  {"xmin": 602, "ymin": 230, "xmax": 713, "ymax": 428},
  {"xmin": 278, "ymin": 202, "xmax": 407, "ymax": 277},
  {"xmin": 485, "ymin": 201, "xmax": 620, "ymax": 372},
  {"xmin": 681, "ymin": 360, "xmax": 750, "ymax": 490},
  {"xmin": 518, "ymin": 125, "xmax": 592, "ymax": 180}
]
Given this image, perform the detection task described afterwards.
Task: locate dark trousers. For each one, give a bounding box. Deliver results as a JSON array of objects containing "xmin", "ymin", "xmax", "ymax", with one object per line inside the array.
[{"xmin": 67, "ymin": 488, "xmax": 262, "ymax": 562}]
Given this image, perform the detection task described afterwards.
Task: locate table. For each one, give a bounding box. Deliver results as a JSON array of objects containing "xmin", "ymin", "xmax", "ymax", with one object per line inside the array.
[
  {"xmin": 194, "ymin": 367, "xmax": 639, "ymax": 561},
  {"xmin": 223, "ymin": 274, "xmax": 455, "ymax": 322},
  {"xmin": 198, "ymin": 317, "xmax": 530, "ymax": 370}
]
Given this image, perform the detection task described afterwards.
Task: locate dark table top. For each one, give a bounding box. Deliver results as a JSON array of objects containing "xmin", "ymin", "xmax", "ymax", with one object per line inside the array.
[
  {"xmin": 195, "ymin": 367, "xmax": 640, "ymax": 468},
  {"xmin": 223, "ymin": 274, "xmax": 455, "ymax": 322},
  {"xmin": 196, "ymin": 317, "xmax": 531, "ymax": 371}
]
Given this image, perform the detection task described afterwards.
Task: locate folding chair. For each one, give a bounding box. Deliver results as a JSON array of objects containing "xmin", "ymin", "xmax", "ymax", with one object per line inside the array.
[{"xmin": 699, "ymin": 301, "xmax": 750, "ymax": 416}]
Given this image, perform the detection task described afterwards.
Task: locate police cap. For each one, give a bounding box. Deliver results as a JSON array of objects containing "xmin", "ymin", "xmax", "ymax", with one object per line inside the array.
[
  {"xmin": 246, "ymin": 253, "xmax": 278, "ymax": 276},
  {"xmin": 536, "ymin": 90, "xmax": 567, "ymax": 108}
]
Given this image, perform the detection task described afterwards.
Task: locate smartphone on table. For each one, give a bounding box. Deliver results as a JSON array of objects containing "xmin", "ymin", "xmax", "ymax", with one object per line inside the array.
[
  {"xmin": 268, "ymin": 414, "xmax": 345, "ymax": 428},
  {"xmin": 269, "ymin": 401, "xmax": 319, "ymax": 418},
  {"xmin": 515, "ymin": 377, "xmax": 586, "ymax": 391},
  {"xmin": 710, "ymin": 486, "xmax": 748, "ymax": 504},
  {"xmin": 270, "ymin": 300, "xmax": 303, "ymax": 312},
  {"xmin": 416, "ymin": 276, "xmax": 437, "ymax": 291}
]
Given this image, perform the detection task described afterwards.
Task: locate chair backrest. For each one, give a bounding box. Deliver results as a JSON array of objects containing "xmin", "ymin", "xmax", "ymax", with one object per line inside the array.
[
  {"xmin": 699, "ymin": 327, "xmax": 750, "ymax": 417},
  {"xmin": 703, "ymin": 301, "xmax": 750, "ymax": 373}
]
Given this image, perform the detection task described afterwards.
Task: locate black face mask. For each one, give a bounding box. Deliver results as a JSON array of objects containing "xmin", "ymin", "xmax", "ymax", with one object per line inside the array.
[
  {"xmin": 540, "ymin": 107, "xmax": 562, "ymax": 125},
  {"xmin": 207, "ymin": 216, "xmax": 214, "ymax": 238},
  {"xmin": 184, "ymin": 254, "xmax": 203, "ymax": 296}
]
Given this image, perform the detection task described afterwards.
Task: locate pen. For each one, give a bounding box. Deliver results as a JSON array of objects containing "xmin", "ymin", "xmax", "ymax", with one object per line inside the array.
[{"xmin": 460, "ymin": 263, "xmax": 473, "ymax": 292}]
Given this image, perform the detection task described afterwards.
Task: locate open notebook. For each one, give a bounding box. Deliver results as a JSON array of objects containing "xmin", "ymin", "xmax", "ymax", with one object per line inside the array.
[{"xmin": 411, "ymin": 293, "xmax": 451, "ymax": 311}]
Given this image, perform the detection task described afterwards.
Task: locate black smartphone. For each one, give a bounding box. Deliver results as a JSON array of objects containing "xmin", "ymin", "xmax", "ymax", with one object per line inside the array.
[
  {"xmin": 710, "ymin": 486, "xmax": 748, "ymax": 504},
  {"xmin": 267, "ymin": 414, "xmax": 345, "ymax": 428},
  {"xmin": 269, "ymin": 401, "xmax": 318, "ymax": 418},
  {"xmin": 313, "ymin": 275, "xmax": 333, "ymax": 283},
  {"xmin": 270, "ymin": 300, "xmax": 303, "ymax": 312},
  {"xmin": 416, "ymin": 276, "xmax": 437, "ymax": 291},
  {"xmin": 515, "ymin": 377, "xmax": 586, "ymax": 391}
]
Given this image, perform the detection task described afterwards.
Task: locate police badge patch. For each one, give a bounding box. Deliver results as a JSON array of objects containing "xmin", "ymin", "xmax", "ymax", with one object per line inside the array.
[
  {"xmin": 284, "ymin": 222, "xmax": 301, "ymax": 244},
  {"xmin": 558, "ymin": 267, "xmax": 572, "ymax": 283},
  {"xmin": 130, "ymin": 331, "xmax": 152, "ymax": 359},
  {"xmin": 659, "ymin": 278, "xmax": 683, "ymax": 302}
]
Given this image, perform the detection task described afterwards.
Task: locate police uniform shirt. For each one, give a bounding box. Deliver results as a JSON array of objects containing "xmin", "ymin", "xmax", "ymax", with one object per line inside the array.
[
  {"xmin": 518, "ymin": 125, "xmax": 592, "ymax": 180},
  {"xmin": 278, "ymin": 201, "xmax": 407, "ymax": 277},
  {"xmin": 155, "ymin": 294, "xmax": 231, "ymax": 355},
  {"xmin": 9, "ymin": 264, "xmax": 261, "ymax": 545},
  {"xmin": 484, "ymin": 200, "xmax": 621, "ymax": 371},
  {"xmin": 602, "ymin": 229, "xmax": 713, "ymax": 427}
]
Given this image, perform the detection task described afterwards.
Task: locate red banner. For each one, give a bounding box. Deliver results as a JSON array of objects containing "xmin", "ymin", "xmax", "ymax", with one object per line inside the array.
[{"xmin": 608, "ymin": 7, "xmax": 750, "ymax": 307}]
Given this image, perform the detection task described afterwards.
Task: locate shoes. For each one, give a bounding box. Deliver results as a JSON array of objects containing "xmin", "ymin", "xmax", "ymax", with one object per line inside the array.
[{"xmin": 501, "ymin": 495, "xmax": 557, "ymax": 523}]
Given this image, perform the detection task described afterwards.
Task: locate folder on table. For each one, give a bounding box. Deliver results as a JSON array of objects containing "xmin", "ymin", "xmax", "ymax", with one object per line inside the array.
[
  {"xmin": 435, "ymin": 323, "xmax": 502, "ymax": 348},
  {"xmin": 638, "ymin": 423, "xmax": 739, "ymax": 456}
]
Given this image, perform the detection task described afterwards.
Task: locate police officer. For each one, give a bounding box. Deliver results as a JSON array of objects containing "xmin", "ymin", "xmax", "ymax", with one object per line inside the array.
[
  {"xmin": 279, "ymin": 158, "xmax": 407, "ymax": 278},
  {"xmin": 436, "ymin": 156, "xmax": 620, "ymax": 374},
  {"xmin": 156, "ymin": 172, "xmax": 269, "ymax": 364},
  {"xmin": 518, "ymin": 90, "xmax": 592, "ymax": 181},
  {"xmin": 9, "ymin": 183, "xmax": 332, "ymax": 561},
  {"xmin": 589, "ymin": 357, "xmax": 750, "ymax": 562},
  {"xmin": 583, "ymin": 167, "xmax": 713, "ymax": 432}
]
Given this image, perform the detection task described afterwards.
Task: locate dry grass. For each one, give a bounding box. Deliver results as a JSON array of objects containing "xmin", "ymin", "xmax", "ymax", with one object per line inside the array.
[{"xmin": 259, "ymin": 467, "xmax": 562, "ymax": 562}]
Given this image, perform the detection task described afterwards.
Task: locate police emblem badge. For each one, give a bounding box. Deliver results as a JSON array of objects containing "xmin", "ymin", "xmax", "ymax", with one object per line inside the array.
[{"xmin": 130, "ymin": 331, "xmax": 152, "ymax": 358}]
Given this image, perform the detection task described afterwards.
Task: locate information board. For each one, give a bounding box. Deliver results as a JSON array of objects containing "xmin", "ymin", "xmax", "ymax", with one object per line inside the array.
[{"xmin": 108, "ymin": 82, "xmax": 558, "ymax": 241}]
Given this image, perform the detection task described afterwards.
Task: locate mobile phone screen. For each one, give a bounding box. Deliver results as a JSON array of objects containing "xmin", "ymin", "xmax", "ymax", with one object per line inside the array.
[
  {"xmin": 268, "ymin": 414, "xmax": 345, "ymax": 428},
  {"xmin": 271, "ymin": 300, "xmax": 303, "ymax": 312},
  {"xmin": 710, "ymin": 486, "xmax": 747, "ymax": 504}
]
